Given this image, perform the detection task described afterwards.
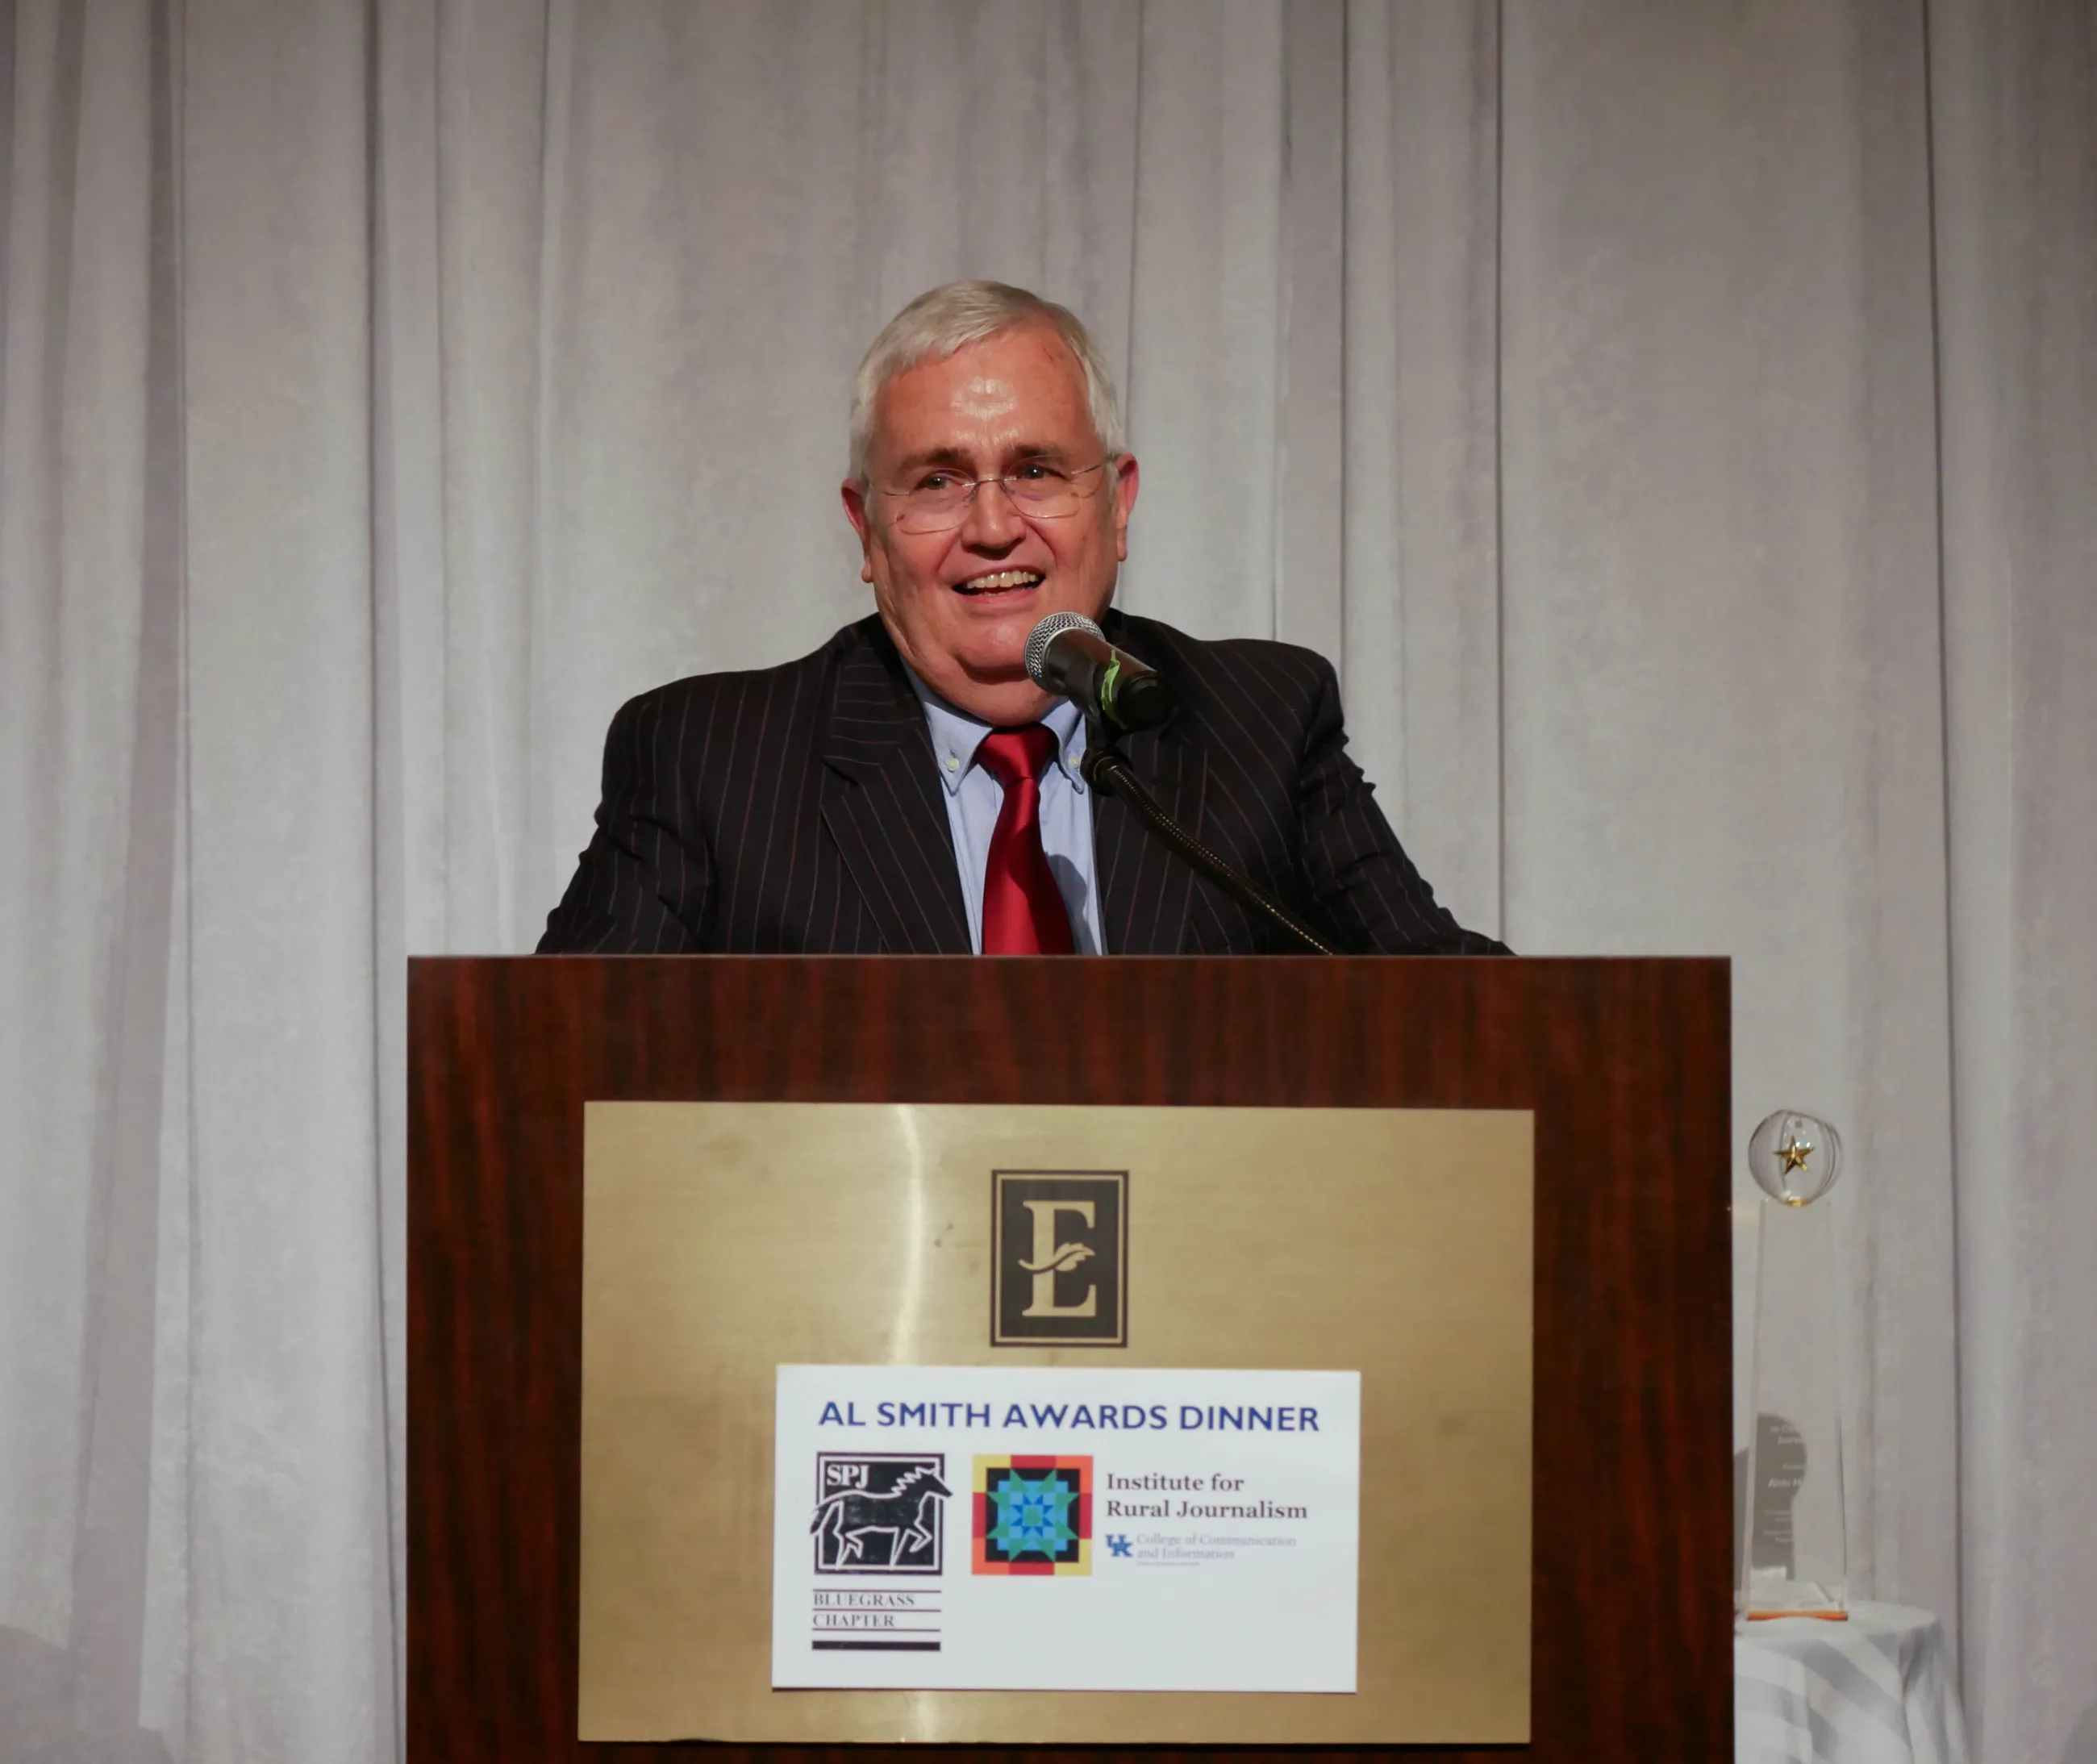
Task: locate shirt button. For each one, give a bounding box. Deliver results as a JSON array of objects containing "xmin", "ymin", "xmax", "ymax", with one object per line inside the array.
[{"xmin": 946, "ymin": 756, "xmax": 960, "ymax": 772}]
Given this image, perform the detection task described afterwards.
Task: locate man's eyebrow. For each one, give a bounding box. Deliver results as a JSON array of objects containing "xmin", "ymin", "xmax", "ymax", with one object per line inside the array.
[
  {"xmin": 893, "ymin": 445, "xmax": 973, "ymax": 473},
  {"xmin": 887, "ymin": 442, "xmax": 1076, "ymax": 476}
]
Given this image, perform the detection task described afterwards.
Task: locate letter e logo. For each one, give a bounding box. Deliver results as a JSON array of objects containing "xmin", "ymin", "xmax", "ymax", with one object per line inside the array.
[{"xmin": 991, "ymin": 1171, "xmax": 1126, "ymax": 1347}]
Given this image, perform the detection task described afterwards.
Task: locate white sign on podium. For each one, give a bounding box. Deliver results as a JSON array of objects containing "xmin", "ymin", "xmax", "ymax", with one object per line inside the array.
[{"xmin": 771, "ymin": 1365, "xmax": 1361, "ymax": 1694}]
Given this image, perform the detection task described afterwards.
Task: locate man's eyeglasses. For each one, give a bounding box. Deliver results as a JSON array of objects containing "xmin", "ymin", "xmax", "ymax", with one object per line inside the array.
[{"xmin": 873, "ymin": 459, "xmax": 1113, "ymax": 535}]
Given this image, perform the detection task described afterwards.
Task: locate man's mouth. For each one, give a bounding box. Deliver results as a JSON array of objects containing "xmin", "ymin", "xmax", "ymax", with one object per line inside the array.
[{"xmin": 953, "ymin": 569, "xmax": 1044, "ymax": 596}]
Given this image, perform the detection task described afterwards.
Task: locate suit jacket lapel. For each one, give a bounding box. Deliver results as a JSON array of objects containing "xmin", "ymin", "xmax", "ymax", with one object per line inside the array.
[
  {"xmin": 1094, "ymin": 724, "xmax": 1207, "ymax": 955},
  {"xmin": 819, "ymin": 630, "xmax": 973, "ymax": 954}
]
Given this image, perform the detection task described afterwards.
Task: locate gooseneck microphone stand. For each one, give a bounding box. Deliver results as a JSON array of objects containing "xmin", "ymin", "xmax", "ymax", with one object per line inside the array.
[{"xmin": 1080, "ymin": 724, "xmax": 1336, "ymax": 957}]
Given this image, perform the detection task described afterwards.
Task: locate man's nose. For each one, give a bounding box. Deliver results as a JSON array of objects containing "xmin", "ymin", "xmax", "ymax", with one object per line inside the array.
[{"xmin": 959, "ymin": 477, "xmax": 1023, "ymax": 548}]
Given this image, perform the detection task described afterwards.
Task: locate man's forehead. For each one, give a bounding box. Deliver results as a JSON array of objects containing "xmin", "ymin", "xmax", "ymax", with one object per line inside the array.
[
  {"xmin": 873, "ymin": 327, "xmax": 1090, "ymax": 439},
  {"xmin": 953, "ymin": 372, "xmax": 1017, "ymax": 423}
]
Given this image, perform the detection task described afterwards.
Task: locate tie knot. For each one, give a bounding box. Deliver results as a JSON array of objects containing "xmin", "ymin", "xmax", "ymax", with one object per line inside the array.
[{"xmin": 976, "ymin": 724, "xmax": 1061, "ymax": 789}]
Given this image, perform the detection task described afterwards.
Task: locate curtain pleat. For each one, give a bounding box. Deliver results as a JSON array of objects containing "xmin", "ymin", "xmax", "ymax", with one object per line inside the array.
[
  {"xmin": 1930, "ymin": 2, "xmax": 2097, "ymax": 1758},
  {"xmin": 1, "ymin": 0, "xmax": 165, "ymax": 1702},
  {"xmin": 1499, "ymin": 0, "xmax": 1962, "ymax": 1648}
]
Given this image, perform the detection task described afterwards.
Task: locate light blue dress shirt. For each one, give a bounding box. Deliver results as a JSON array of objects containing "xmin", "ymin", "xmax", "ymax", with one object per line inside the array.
[{"xmin": 903, "ymin": 668, "xmax": 1106, "ymax": 955}]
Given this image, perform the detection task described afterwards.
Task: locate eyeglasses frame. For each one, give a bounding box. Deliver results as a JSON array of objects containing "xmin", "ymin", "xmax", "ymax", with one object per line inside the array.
[{"xmin": 869, "ymin": 457, "xmax": 1118, "ymax": 533}]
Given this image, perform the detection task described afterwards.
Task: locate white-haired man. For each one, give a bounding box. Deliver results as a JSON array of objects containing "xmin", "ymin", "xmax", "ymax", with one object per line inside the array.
[{"xmin": 540, "ymin": 281, "xmax": 1504, "ymax": 957}]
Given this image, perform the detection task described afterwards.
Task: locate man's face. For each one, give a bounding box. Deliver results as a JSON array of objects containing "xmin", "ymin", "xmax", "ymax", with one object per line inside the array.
[{"xmin": 842, "ymin": 323, "xmax": 1139, "ymax": 727}]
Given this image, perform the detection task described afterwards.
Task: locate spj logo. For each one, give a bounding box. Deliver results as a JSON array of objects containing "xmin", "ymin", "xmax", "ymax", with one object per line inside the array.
[
  {"xmin": 972, "ymin": 1455, "xmax": 1092, "ymax": 1576},
  {"xmin": 811, "ymin": 1453, "xmax": 951, "ymax": 1574}
]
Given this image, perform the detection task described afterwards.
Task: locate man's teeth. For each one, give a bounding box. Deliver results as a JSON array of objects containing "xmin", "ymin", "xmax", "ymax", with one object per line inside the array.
[{"xmin": 958, "ymin": 570, "xmax": 1043, "ymax": 592}]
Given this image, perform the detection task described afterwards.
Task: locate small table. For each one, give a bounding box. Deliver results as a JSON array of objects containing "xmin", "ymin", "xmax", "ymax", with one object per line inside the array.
[{"xmin": 1736, "ymin": 1602, "xmax": 1969, "ymax": 1764}]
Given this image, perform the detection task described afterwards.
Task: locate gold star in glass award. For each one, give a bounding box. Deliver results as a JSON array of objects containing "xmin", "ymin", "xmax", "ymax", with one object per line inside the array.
[{"xmin": 1743, "ymin": 1109, "xmax": 1849, "ymax": 1623}]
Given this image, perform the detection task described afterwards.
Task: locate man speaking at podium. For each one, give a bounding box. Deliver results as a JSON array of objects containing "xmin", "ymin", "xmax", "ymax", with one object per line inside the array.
[{"xmin": 539, "ymin": 281, "xmax": 1505, "ymax": 958}]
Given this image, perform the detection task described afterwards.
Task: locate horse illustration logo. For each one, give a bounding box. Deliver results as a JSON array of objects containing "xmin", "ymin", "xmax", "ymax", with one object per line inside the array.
[{"xmin": 811, "ymin": 1453, "xmax": 953, "ymax": 1574}]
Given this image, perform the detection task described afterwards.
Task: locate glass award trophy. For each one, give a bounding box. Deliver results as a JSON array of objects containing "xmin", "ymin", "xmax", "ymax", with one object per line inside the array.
[{"xmin": 1739, "ymin": 1109, "xmax": 1847, "ymax": 1621}]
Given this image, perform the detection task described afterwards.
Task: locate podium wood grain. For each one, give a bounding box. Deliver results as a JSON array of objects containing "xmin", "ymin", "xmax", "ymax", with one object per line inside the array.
[{"xmin": 407, "ymin": 955, "xmax": 1731, "ymax": 1762}]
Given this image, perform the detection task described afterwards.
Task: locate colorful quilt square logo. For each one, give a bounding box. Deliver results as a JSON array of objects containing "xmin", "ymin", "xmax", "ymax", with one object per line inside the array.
[{"xmin": 972, "ymin": 1455, "xmax": 1091, "ymax": 1576}]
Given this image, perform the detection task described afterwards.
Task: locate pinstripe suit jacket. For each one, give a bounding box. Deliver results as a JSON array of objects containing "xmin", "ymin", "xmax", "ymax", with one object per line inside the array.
[{"xmin": 537, "ymin": 612, "xmax": 1507, "ymax": 957}]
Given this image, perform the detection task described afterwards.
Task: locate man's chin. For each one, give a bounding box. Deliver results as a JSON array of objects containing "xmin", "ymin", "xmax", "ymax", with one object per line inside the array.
[
  {"xmin": 948, "ymin": 595, "xmax": 1052, "ymax": 656},
  {"xmin": 943, "ymin": 630, "xmax": 1039, "ymax": 690}
]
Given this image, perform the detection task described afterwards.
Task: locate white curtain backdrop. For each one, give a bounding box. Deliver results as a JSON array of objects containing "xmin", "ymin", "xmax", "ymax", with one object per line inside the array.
[{"xmin": 1, "ymin": 2, "xmax": 2091, "ymax": 1760}]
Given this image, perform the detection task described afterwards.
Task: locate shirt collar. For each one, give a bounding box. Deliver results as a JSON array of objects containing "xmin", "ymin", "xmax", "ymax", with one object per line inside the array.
[{"xmin": 901, "ymin": 662, "xmax": 1090, "ymax": 799}]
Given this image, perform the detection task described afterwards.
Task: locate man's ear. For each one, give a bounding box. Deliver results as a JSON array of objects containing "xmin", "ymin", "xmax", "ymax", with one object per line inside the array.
[
  {"xmin": 1110, "ymin": 453, "xmax": 1140, "ymax": 564},
  {"xmin": 840, "ymin": 479, "xmax": 876, "ymax": 583}
]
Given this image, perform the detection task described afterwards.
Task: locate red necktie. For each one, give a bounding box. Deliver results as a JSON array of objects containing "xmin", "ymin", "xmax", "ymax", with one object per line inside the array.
[{"xmin": 975, "ymin": 725, "xmax": 1076, "ymax": 954}]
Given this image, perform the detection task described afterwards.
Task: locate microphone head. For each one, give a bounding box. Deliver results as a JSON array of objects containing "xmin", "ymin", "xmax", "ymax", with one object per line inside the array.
[{"xmin": 1023, "ymin": 611, "xmax": 1104, "ymax": 688}]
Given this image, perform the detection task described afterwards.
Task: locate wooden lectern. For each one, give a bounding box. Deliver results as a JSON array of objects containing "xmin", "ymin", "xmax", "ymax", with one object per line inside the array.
[{"xmin": 407, "ymin": 955, "xmax": 1731, "ymax": 1761}]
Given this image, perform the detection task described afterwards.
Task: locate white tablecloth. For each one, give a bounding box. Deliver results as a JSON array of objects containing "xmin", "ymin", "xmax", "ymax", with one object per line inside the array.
[{"xmin": 1736, "ymin": 1602, "xmax": 1969, "ymax": 1764}]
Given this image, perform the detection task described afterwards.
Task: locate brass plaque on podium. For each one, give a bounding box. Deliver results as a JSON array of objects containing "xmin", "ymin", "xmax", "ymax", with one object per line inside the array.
[{"xmin": 579, "ymin": 1103, "xmax": 1532, "ymax": 1745}]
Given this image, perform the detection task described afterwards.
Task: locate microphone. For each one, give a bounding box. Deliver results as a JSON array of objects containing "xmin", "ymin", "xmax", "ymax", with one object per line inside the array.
[
  {"xmin": 1028, "ymin": 614, "xmax": 1330, "ymax": 950},
  {"xmin": 1023, "ymin": 612, "xmax": 1176, "ymax": 732}
]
